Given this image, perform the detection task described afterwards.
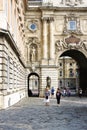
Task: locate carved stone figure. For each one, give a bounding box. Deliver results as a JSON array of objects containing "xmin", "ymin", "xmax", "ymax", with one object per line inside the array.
[
  {"xmin": 30, "ymin": 47, "xmax": 36, "ymax": 62},
  {"xmin": 56, "ymin": 40, "xmax": 63, "ymax": 51},
  {"xmin": 55, "ymin": 40, "xmax": 67, "ymax": 52}
]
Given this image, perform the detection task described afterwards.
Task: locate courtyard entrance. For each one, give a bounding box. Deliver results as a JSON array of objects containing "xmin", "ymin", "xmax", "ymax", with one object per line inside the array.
[
  {"xmin": 28, "ymin": 73, "xmax": 39, "ymax": 97},
  {"xmin": 60, "ymin": 49, "xmax": 87, "ymax": 95}
]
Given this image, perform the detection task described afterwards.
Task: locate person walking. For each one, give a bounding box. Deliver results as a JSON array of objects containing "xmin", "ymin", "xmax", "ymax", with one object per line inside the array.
[
  {"xmin": 78, "ymin": 88, "xmax": 82, "ymax": 98},
  {"xmin": 56, "ymin": 88, "xmax": 61, "ymax": 106},
  {"xmin": 51, "ymin": 87, "xmax": 55, "ymax": 98},
  {"xmin": 44, "ymin": 87, "xmax": 50, "ymax": 106},
  {"xmin": 63, "ymin": 88, "xmax": 66, "ymax": 97}
]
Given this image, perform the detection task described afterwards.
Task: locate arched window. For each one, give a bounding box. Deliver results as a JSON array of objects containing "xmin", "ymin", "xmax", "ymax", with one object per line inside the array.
[{"xmin": 60, "ymin": 80, "xmax": 62, "ymax": 87}]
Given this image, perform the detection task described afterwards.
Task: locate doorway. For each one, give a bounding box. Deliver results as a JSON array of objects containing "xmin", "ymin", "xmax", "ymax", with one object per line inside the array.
[{"xmin": 28, "ymin": 73, "xmax": 39, "ymax": 97}]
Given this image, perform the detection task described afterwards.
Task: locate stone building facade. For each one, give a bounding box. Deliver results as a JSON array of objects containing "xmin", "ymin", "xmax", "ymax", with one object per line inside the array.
[
  {"xmin": 58, "ymin": 57, "xmax": 79, "ymax": 91},
  {"xmin": 25, "ymin": 0, "xmax": 87, "ymax": 97},
  {"xmin": 0, "ymin": 0, "xmax": 87, "ymax": 109},
  {"xmin": 0, "ymin": 0, "xmax": 27, "ymax": 109}
]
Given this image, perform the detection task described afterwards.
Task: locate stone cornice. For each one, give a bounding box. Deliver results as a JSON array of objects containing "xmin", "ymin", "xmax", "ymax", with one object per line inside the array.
[
  {"xmin": 54, "ymin": 7, "xmax": 87, "ymax": 11},
  {"xmin": 27, "ymin": 6, "xmax": 87, "ymax": 12},
  {"xmin": 26, "ymin": 65, "xmax": 58, "ymax": 69}
]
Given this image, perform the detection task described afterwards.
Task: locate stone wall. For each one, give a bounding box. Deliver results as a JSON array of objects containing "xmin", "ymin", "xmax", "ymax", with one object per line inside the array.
[{"xmin": 0, "ymin": 35, "xmax": 26, "ymax": 109}]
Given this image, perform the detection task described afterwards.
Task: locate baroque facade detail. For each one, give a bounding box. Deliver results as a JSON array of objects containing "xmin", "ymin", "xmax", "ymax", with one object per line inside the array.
[
  {"xmin": 28, "ymin": 20, "xmax": 38, "ymax": 33},
  {"xmin": 0, "ymin": 0, "xmax": 87, "ymax": 109},
  {"xmin": 55, "ymin": 35, "xmax": 87, "ymax": 52},
  {"xmin": 63, "ymin": 13, "xmax": 82, "ymax": 35},
  {"xmin": 26, "ymin": 37, "xmax": 40, "ymax": 63},
  {"xmin": 61, "ymin": 0, "xmax": 83, "ymax": 6}
]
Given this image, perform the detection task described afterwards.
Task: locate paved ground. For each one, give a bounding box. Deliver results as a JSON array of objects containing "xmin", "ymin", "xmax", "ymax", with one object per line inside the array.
[{"xmin": 0, "ymin": 96, "xmax": 87, "ymax": 130}]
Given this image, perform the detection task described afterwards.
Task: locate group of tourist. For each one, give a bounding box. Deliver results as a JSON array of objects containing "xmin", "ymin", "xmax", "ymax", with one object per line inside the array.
[
  {"xmin": 62, "ymin": 88, "xmax": 71, "ymax": 97},
  {"xmin": 44, "ymin": 87, "xmax": 61, "ymax": 106},
  {"xmin": 44, "ymin": 87, "xmax": 83, "ymax": 106}
]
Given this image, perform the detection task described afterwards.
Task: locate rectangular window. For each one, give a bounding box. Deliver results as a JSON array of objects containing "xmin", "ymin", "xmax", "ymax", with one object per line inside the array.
[
  {"xmin": 69, "ymin": 70, "xmax": 74, "ymax": 77},
  {"xmin": 60, "ymin": 71, "xmax": 62, "ymax": 77},
  {"xmin": 7, "ymin": 56, "xmax": 10, "ymax": 89},
  {"xmin": 60, "ymin": 63, "xmax": 62, "ymax": 66},
  {"xmin": 68, "ymin": 21, "xmax": 76, "ymax": 31}
]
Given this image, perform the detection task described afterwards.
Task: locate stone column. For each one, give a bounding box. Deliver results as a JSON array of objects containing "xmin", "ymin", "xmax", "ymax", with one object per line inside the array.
[
  {"xmin": 42, "ymin": 18, "xmax": 48, "ymax": 60},
  {"xmin": 49, "ymin": 17, "xmax": 55, "ymax": 60}
]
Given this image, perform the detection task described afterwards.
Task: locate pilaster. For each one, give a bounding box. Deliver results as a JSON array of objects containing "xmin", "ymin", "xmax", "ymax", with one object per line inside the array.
[
  {"xmin": 41, "ymin": 17, "xmax": 48, "ymax": 65},
  {"xmin": 42, "ymin": 18, "xmax": 48, "ymax": 59},
  {"xmin": 49, "ymin": 17, "xmax": 55, "ymax": 65}
]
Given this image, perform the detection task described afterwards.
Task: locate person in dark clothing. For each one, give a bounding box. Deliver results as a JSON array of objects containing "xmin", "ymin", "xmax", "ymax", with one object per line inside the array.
[
  {"xmin": 51, "ymin": 87, "xmax": 55, "ymax": 98},
  {"xmin": 78, "ymin": 88, "xmax": 82, "ymax": 98},
  {"xmin": 56, "ymin": 88, "xmax": 61, "ymax": 105}
]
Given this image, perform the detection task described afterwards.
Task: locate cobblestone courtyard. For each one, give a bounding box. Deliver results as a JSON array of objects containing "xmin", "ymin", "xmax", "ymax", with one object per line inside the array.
[{"xmin": 0, "ymin": 97, "xmax": 87, "ymax": 130}]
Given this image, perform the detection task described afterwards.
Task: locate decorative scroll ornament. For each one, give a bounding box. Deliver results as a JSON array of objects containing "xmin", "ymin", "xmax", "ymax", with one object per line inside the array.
[
  {"xmin": 55, "ymin": 35, "xmax": 87, "ymax": 51},
  {"xmin": 55, "ymin": 40, "xmax": 67, "ymax": 51}
]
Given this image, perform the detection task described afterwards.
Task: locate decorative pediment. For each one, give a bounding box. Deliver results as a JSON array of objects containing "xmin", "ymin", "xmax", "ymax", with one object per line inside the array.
[
  {"xmin": 27, "ymin": 37, "xmax": 39, "ymax": 45},
  {"xmin": 65, "ymin": 35, "xmax": 80, "ymax": 44}
]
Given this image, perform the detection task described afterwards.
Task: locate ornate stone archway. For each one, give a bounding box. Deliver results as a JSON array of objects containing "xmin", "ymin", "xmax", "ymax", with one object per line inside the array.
[
  {"xmin": 55, "ymin": 35, "xmax": 87, "ymax": 93},
  {"xmin": 55, "ymin": 35, "xmax": 87, "ymax": 64}
]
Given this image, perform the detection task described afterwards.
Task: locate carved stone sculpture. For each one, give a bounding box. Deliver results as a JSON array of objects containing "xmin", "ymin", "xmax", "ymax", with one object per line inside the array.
[{"xmin": 30, "ymin": 47, "xmax": 36, "ymax": 62}]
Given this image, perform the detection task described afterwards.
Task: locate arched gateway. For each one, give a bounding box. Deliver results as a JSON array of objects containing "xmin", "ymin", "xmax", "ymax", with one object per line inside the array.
[
  {"xmin": 60, "ymin": 50, "xmax": 87, "ymax": 94},
  {"xmin": 56, "ymin": 35, "xmax": 87, "ymax": 94},
  {"xmin": 28, "ymin": 73, "xmax": 40, "ymax": 97}
]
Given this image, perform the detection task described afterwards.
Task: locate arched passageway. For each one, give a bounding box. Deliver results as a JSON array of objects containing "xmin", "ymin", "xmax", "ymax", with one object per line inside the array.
[
  {"xmin": 60, "ymin": 50, "xmax": 87, "ymax": 95},
  {"xmin": 28, "ymin": 73, "xmax": 39, "ymax": 97}
]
